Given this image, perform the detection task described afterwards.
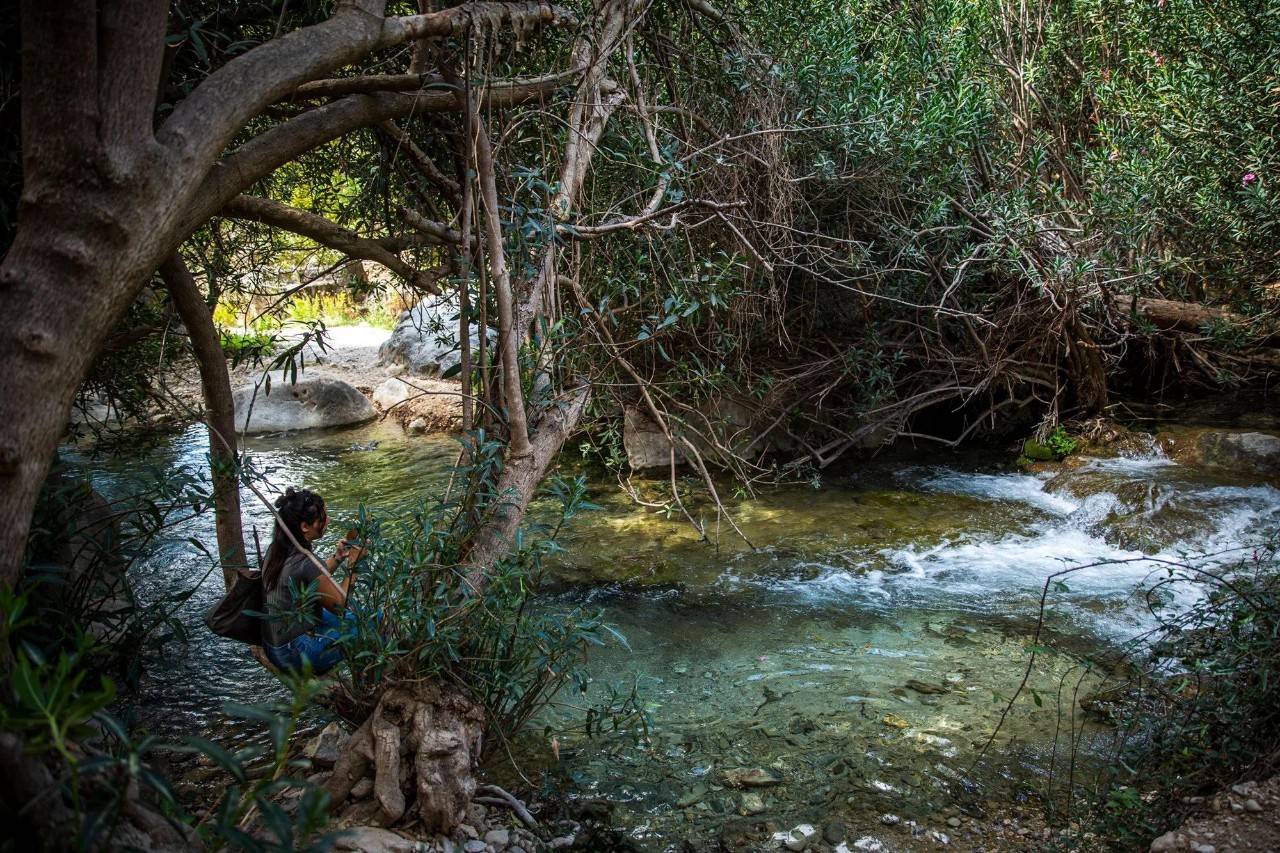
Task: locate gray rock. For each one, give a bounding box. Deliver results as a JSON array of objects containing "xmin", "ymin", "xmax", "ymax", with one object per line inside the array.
[
  {"xmin": 379, "ymin": 296, "xmax": 492, "ymax": 377},
  {"xmin": 623, "ymin": 405, "xmax": 679, "ymax": 471},
  {"xmin": 879, "ymin": 814, "xmax": 900, "ymax": 826},
  {"xmin": 1203, "ymin": 431, "xmax": 1280, "ymax": 474},
  {"xmin": 304, "ymin": 721, "xmax": 347, "ymax": 768},
  {"xmin": 850, "ymin": 838, "xmax": 887, "ymax": 852},
  {"xmin": 407, "ymin": 417, "xmax": 428, "ymax": 434},
  {"xmin": 785, "ymin": 824, "xmax": 817, "ymax": 851},
  {"xmin": 462, "ymin": 842, "xmax": 487, "ymax": 853},
  {"xmin": 719, "ymin": 767, "xmax": 783, "ymax": 788},
  {"xmin": 739, "ymin": 793, "xmax": 766, "ymax": 815},
  {"xmin": 373, "ymin": 376, "xmax": 422, "ymax": 411},
  {"xmin": 946, "ymin": 816, "xmax": 961, "ymax": 828},
  {"xmin": 232, "ymin": 375, "xmax": 375, "ymax": 433},
  {"xmin": 1245, "ymin": 798, "xmax": 1264, "ymax": 812},
  {"xmin": 823, "ymin": 818, "xmax": 846, "ymax": 844},
  {"xmin": 458, "ymin": 824, "xmax": 480, "ymax": 840},
  {"xmin": 1149, "ymin": 831, "xmax": 1181, "ymax": 852},
  {"xmin": 1191, "ymin": 844, "xmax": 1216, "ymax": 853},
  {"xmin": 483, "ymin": 829, "xmax": 509, "ymax": 849},
  {"xmin": 332, "ymin": 826, "xmax": 421, "ymax": 852}
]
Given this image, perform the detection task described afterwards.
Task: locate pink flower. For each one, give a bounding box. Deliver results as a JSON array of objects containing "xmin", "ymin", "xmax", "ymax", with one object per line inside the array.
[{"xmin": 1243, "ymin": 172, "xmax": 1258, "ymax": 187}]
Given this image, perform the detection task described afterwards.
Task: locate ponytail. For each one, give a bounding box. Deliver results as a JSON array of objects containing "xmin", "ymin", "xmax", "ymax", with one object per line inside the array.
[{"xmin": 261, "ymin": 487, "xmax": 325, "ymax": 591}]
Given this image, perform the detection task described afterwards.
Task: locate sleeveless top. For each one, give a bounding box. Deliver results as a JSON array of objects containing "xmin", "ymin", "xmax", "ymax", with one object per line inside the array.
[{"xmin": 262, "ymin": 550, "xmax": 324, "ymax": 647}]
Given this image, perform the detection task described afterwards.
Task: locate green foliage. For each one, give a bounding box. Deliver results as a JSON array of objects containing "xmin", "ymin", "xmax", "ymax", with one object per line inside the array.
[
  {"xmin": 329, "ymin": 433, "xmax": 644, "ymax": 749},
  {"xmin": 1045, "ymin": 426, "xmax": 1078, "ymax": 459},
  {"xmin": 1114, "ymin": 548, "xmax": 1280, "ymax": 796}
]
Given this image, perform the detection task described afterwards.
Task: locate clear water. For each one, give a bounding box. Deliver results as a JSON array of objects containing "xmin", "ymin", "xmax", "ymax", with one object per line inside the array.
[{"xmin": 62, "ymin": 419, "xmax": 1280, "ymax": 847}]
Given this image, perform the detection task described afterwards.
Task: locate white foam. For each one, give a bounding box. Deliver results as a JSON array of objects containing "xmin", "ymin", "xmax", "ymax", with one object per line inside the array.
[
  {"xmin": 906, "ymin": 468, "xmax": 1081, "ymax": 515},
  {"xmin": 753, "ymin": 465, "xmax": 1280, "ymax": 639}
]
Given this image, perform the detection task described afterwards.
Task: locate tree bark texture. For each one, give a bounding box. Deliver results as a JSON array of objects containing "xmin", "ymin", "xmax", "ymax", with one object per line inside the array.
[
  {"xmin": 0, "ymin": 0, "xmax": 570, "ymax": 590},
  {"xmin": 160, "ymin": 255, "xmax": 246, "ymax": 589},
  {"xmin": 323, "ymin": 684, "xmax": 485, "ymax": 833},
  {"xmin": 461, "ymin": 386, "xmax": 590, "ymax": 593}
]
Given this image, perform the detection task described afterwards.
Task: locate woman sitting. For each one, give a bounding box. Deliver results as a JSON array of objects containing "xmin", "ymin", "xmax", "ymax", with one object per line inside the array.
[{"xmin": 260, "ymin": 487, "xmax": 359, "ymax": 675}]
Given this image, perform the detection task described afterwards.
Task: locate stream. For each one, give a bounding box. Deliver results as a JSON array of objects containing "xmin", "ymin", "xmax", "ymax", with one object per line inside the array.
[{"xmin": 63, "ymin": 405, "xmax": 1280, "ymax": 849}]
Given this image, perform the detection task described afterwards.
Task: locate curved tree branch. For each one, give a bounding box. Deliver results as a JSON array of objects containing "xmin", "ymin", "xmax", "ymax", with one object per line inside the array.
[{"xmin": 221, "ymin": 195, "xmax": 441, "ymax": 294}]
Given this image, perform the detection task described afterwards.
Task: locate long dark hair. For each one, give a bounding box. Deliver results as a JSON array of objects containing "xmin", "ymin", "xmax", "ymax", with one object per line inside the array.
[{"xmin": 261, "ymin": 487, "xmax": 325, "ymax": 591}]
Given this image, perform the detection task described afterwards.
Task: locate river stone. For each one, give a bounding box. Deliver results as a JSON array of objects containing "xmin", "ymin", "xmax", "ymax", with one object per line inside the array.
[
  {"xmin": 823, "ymin": 818, "xmax": 847, "ymax": 844},
  {"xmin": 304, "ymin": 721, "xmax": 347, "ymax": 767},
  {"xmin": 1156, "ymin": 428, "xmax": 1280, "ymax": 475},
  {"xmin": 905, "ymin": 679, "xmax": 948, "ymax": 695},
  {"xmin": 739, "ymin": 792, "xmax": 766, "ymax": 815},
  {"xmin": 332, "ymin": 826, "xmax": 420, "ymax": 852},
  {"xmin": 232, "ymin": 376, "xmax": 375, "ymax": 433},
  {"xmin": 785, "ymin": 823, "xmax": 817, "ymax": 851},
  {"xmin": 719, "ymin": 767, "xmax": 783, "ymax": 788},
  {"xmin": 379, "ymin": 296, "xmax": 492, "ymax": 377},
  {"xmin": 484, "ymin": 828, "xmax": 510, "ymax": 849},
  {"xmin": 373, "ymin": 376, "xmax": 427, "ymax": 412},
  {"xmin": 624, "ymin": 405, "xmax": 679, "ymax": 470}
]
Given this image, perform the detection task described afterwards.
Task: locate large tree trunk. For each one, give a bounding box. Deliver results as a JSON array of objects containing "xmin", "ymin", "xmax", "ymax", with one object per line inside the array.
[
  {"xmin": 0, "ymin": 0, "xmax": 571, "ymax": 591},
  {"xmin": 461, "ymin": 386, "xmax": 590, "ymax": 593},
  {"xmin": 160, "ymin": 256, "xmax": 246, "ymax": 588}
]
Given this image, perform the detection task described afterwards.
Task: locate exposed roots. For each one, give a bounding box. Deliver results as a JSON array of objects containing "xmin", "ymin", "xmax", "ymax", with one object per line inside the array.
[{"xmin": 323, "ymin": 683, "xmax": 485, "ymax": 834}]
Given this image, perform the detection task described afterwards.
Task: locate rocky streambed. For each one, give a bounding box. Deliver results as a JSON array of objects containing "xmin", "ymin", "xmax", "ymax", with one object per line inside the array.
[{"xmin": 62, "ymin": 397, "xmax": 1280, "ymax": 851}]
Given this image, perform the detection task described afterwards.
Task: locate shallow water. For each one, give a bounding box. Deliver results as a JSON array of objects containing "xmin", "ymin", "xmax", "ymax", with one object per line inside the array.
[{"xmin": 63, "ymin": 417, "xmax": 1280, "ymax": 847}]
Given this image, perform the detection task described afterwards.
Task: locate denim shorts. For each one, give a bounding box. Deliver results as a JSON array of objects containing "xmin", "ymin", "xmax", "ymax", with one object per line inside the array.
[{"xmin": 264, "ymin": 607, "xmax": 357, "ymax": 675}]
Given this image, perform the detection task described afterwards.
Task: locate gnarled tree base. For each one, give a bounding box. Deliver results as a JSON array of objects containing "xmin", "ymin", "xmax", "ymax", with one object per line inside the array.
[{"xmin": 323, "ymin": 683, "xmax": 484, "ymax": 834}]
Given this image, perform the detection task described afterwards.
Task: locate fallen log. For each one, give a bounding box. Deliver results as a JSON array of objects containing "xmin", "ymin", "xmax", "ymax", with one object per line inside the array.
[{"xmin": 1111, "ymin": 296, "xmax": 1276, "ymax": 345}]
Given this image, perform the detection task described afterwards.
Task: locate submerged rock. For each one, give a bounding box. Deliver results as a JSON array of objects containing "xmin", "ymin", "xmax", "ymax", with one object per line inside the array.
[
  {"xmin": 905, "ymin": 679, "xmax": 948, "ymax": 695},
  {"xmin": 232, "ymin": 376, "xmax": 375, "ymax": 433},
  {"xmin": 739, "ymin": 792, "xmax": 766, "ymax": 815},
  {"xmin": 784, "ymin": 824, "xmax": 817, "ymax": 851},
  {"xmin": 719, "ymin": 767, "xmax": 783, "ymax": 788}
]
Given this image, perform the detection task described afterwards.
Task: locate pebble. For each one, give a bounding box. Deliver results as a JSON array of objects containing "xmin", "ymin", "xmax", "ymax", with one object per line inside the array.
[
  {"xmin": 1191, "ymin": 844, "xmax": 1216, "ymax": 853},
  {"xmin": 739, "ymin": 792, "xmax": 765, "ymax": 815},
  {"xmin": 880, "ymin": 814, "xmax": 901, "ymax": 826},
  {"xmin": 785, "ymin": 823, "xmax": 817, "ymax": 851},
  {"xmin": 407, "ymin": 417, "xmax": 427, "ymax": 433},
  {"xmin": 823, "ymin": 818, "xmax": 846, "ymax": 844},
  {"xmin": 462, "ymin": 842, "xmax": 486, "ymax": 853},
  {"xmin": 851, "ymin": 839, "xmax": 887, "ymax": 852},
  {"xmin": 928, "ymin": 830, "xmax": 950, "ymax": 845},
  {"xmin": 548, "ymin": 838, "xmax": 574, "ymax": 849},
  {"xmin": 1244, "ymin": 798, "xmax": 1263, "ymax": 813},
  {"xmin": 483, "ymin": 828, "xmax": 509, "ymax": 849},
  {"xmin": 946, "ymin": 817, "xmax": 961, "ymax": 828},
  {"xmin": 459, "ymin": 825, "xmax": 480, "ymax": 840}
]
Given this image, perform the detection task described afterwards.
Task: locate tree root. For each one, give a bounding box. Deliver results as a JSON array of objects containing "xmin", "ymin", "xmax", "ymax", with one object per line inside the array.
[
  {"xmin": 475, "ymin": 783, "xmax": 539, "ymax": 829},
  {"xmin": 323, "ymin": 682, "xmax": 484, "ymax": 833}
]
